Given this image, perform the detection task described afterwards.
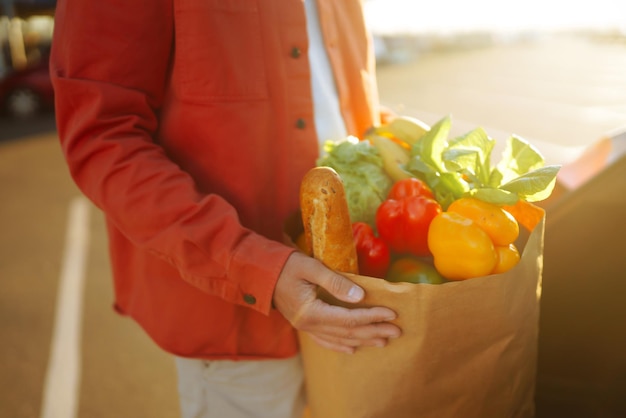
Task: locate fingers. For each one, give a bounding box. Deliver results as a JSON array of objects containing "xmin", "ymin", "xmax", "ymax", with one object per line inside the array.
[
  {"xmin": 312, "ymin": 266, "xmax": 365, "ymax": 304},
  {"xmin": 308, "ymin": 334, "xmax": 362, "ymax": 355},
  {"xmin": 313, "ymin": 322, "xmax": 401, "ymax": 342},
  {"xmin": 308, "ymin": 334, "xmax": 357, "ymax": 355},
  {"xmin": 297, "ymin": 300, "xmax": 397, "ymax": 330},
  {"xmin": 306, "ymin": 322, "xmax": 400, "ymax": 355},
  {"xmin": 273, "ymin": 252, "xmax": 403, "ymax": 354},
  {"xmin": 294, "ymin": 300, "xmax": 402, "ymax": 354},
  {"xmin": 280, "ymin": 252, "xmax": 366, "ymax": 305}
]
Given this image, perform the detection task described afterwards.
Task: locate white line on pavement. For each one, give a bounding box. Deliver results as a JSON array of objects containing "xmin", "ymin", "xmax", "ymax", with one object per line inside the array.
[{"xmin": 40, "ymin": 197, "xmax": 91, "ymax": 418}]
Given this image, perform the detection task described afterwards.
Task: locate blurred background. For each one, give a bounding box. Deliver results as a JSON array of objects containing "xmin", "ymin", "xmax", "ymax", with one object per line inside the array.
[{"xmin": 1, "ymin": 1, "xmax": 626, "ymax": 417}]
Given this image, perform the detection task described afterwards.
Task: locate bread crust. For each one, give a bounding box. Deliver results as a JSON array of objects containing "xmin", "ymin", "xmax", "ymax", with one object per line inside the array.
[{"xmin": 300, "ymin": 167, "xmax": 359, "ymax": 274}]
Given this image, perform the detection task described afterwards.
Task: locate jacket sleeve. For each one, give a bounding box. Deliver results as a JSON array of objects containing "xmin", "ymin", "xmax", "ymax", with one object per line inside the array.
[{"xmin": 50, "ymin": 0, "xmax": 294, "ymax": 315}]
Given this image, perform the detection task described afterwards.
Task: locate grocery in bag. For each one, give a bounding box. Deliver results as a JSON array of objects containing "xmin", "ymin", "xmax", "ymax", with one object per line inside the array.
[{"xmin": 296, "ymin": 115, "xmax": 558, "ymax": 418}]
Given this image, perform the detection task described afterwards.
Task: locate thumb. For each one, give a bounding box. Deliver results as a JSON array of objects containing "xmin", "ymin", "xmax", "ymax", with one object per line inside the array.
[{"xmin": 315, "ymin": 269, "xmax": 365, "ymax": 304}]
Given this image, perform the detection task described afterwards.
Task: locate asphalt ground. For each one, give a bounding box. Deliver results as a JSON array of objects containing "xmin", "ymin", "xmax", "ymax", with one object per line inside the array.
[
  {"xmin": 0, "ymin": 123, "xmax": 180, "ymax": 418},
  {"xmin": 1, "ymin": 33, "xmax": 625, "ymax": 418},
  {"xmin": 376, "ymin": 33, "xmax": 626, "ymax": 163}
]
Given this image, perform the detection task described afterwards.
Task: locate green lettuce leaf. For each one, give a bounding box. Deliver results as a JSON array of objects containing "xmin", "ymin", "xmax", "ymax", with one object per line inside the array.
[
  {"xmin": 492, "ymin": 135, "xmax": 546, "ymax": 186},
  {"xmin": 403, "ymin": 115, "xmax": 560, "ymax": 208},
  {"xmin": 499, "ymin": 165, "xmax": 561, "ymax": 202},
  {"xmin": 317, "ymin": 138, "xmax": 393, "ymax": 225}
]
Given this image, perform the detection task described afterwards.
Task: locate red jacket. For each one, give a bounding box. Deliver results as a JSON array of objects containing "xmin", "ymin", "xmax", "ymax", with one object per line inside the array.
[{"xmin": 51, "ymin": 0, "xmax": 381, "ymax": 360}]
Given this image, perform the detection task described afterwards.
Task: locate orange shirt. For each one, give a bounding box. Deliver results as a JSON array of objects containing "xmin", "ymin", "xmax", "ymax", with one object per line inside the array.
[{"xmin": 51, "ymin": 0, "xmax": 381, "ymax": 360}]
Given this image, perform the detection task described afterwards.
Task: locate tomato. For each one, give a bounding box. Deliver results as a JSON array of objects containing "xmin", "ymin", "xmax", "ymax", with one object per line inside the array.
[
  {"xmin": 386, "ymin": 256, "xmax": 446, "ymax": 284},
  {"xmin": 427, "ymin": 212, "xmax": 498, "ymax": 280},
  {"xmin": 352, "ymin": 222, "xmax": 391, "ymax": 279},
  {"xmin": 376, "ymin": 195, "xmax": 442, "ymax": 257}
]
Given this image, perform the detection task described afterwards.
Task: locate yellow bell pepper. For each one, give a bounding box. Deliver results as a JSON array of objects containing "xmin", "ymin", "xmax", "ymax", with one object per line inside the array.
[
  {"xmin": 492, "ymin": 244, "xmax": 521, "ymax": 274},
  {"xmin": 428, "ymin": 198, "xmax": 523, "ymax": 280},
  {"xmin": 447, "ymin": 197, "xmax": 519, "ymax": 246},
  {"xmin": 427, "ymin": 212, "xmax": 498, "ymax": 280}
]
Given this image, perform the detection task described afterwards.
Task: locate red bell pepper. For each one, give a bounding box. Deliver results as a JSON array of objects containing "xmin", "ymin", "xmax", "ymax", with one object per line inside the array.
[
  {"xmin": 387, "ymin": 177, "xmax": 434, "ymax": 200},
  {"xmin": 375, "ymin": 178, "xmax": 442, "ymax": 257},
  {"xmin": 351, "ymin": 222, "xmax": 391, "ymax": 279}
]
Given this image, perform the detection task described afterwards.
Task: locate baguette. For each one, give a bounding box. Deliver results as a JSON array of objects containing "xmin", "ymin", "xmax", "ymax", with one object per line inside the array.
[{"xmin": 300, "ymin": 166, "xmax": 359, "ymax": 274}]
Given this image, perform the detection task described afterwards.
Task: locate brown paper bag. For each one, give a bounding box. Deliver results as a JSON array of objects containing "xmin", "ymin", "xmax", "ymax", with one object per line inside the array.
[{"xmin": 299, "ymin": 217, "xmax": 545, "ymax": 418}]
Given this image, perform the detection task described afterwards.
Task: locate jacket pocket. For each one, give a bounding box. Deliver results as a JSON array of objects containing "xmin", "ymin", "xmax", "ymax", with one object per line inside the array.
[{"xmin": 174, "ymin": 0, "xmax": 267, "ymax": 102}]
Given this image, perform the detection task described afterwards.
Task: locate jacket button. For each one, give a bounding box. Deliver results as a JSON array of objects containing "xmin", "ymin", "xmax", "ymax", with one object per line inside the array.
[
  {"xmin": 290, "ymin": 47, "xmax": 302, "ymax": 58},
  {"xmin": 295, "ymin": 118, "xmax": 306, "ymax": 129},
  {"xmin": 243, "ymin": 294, "xmax": 257, "ymax": 305}
]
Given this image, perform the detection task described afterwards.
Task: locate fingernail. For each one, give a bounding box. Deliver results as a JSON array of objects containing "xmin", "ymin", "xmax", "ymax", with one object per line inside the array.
[
  {"xmin": 347, "ymin": 285, "xmax": 364, "ymax": 302},
  {"xmin": 384, "ymin": 313, "xmax": 397, "ymax": 321}
]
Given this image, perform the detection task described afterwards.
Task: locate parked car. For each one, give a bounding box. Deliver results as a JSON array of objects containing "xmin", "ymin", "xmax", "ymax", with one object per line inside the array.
[{"xmin": 0, "ymin": 52, "xmax": 54, "ymax": 119}]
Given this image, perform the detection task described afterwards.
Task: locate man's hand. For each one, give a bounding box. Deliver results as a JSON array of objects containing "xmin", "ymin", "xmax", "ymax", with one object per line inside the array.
[{"xmin": 273, "ymin": 252, "xmax": 402, "ymax": 354}]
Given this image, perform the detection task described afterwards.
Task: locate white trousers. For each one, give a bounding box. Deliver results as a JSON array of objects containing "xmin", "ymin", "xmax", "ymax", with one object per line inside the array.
[{"xmin": 174, "ymin": 355, "xmax": 306, "ymax": 418}]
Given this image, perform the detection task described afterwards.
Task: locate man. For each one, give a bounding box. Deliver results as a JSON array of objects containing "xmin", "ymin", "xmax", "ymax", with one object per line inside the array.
[{"xmin": 50, "ymin": 0, "xmax": 401, "ymax": 416}]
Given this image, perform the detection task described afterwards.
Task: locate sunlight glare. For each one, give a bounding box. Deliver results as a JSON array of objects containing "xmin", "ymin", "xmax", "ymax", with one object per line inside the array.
[{"xmin": 364, "ymin": 0, "xmax": 626, "ymax": 35}]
